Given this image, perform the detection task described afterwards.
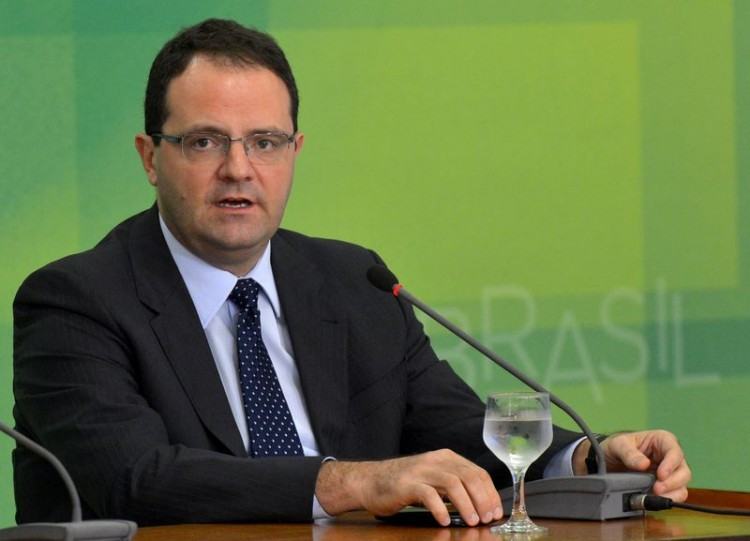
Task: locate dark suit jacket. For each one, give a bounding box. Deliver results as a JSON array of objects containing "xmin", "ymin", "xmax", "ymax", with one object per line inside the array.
[{"xmin": 13, "ymin": 207, "xmax": 579, "ymax": 525}]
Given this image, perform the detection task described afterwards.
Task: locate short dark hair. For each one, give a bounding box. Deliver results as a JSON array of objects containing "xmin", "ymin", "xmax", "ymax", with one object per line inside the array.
[{"xmin": 144, "ymin": 18, "xmax": 299, "ymax": 137}]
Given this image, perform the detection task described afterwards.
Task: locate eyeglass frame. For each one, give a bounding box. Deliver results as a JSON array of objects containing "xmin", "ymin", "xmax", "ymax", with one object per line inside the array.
[{"xmin": 149, "ymin": 131, "xmax": 297, "ymax": 164}]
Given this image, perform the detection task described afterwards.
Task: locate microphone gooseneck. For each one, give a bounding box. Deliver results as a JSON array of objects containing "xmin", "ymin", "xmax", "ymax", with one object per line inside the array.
[{"xmin": 0, "ymin": 421, "xmax": 82, "ymax": 522}]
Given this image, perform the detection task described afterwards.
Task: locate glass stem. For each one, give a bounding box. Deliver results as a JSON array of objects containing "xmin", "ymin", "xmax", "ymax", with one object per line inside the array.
[{"xmin": 509, "ymin": 466, "xmax": 529, "ymax": 522}]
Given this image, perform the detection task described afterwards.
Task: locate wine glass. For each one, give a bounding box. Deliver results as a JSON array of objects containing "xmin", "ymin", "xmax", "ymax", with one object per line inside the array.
[{"xmin": 483, "ymin": 392, "xmax": 552, "ymax": 534}]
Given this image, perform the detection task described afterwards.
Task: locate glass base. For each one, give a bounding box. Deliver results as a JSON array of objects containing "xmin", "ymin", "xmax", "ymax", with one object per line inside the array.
[{"xmin": 490, "ymin": 515, "xmax": 547, "ymax": 536}]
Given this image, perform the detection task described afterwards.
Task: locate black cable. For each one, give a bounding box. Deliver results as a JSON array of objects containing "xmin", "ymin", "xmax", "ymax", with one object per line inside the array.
[
  {"xmin": 672, "ymin": 501, "xmax": 750, "ymax": 516},
  {"xmin": 629, "ymin": 494, "xmax": 750, "ymax": 517}
]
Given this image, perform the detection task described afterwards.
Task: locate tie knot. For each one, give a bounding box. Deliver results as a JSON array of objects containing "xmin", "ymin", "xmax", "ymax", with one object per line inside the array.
[{"xmin": 229, "ymin": 278, "xmax": 261, "ymax": 312}]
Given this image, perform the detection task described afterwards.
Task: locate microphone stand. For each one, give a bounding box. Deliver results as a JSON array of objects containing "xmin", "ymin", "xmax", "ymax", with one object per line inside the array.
[
  {"xmin": 0, "ymin": 421, "xmax": 137, "ymax": 541},
  {"xmin": 371, "ymin": 267, "xmax": 653, "ymax": 520}
]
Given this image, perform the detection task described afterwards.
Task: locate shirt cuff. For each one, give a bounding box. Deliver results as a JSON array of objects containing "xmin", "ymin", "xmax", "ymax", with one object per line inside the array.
[
  {"xmin": 543, "ymin": 436, "xmax": 587, "ymax": 478},
  {"xmin": 312, "ymin": 456, "xmax": 337, "ymax": 520}
]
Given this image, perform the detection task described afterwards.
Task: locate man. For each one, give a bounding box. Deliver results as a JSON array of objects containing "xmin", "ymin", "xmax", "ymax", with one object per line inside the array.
[{"xmin": 12, "ymin": 19, "xmax": 690, "ymax": 527}]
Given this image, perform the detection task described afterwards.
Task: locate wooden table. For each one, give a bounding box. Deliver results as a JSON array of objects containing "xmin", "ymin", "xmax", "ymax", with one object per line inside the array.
[{"xmin": 135, "ymin": 489, "xmax": 750, "ymax": 541}]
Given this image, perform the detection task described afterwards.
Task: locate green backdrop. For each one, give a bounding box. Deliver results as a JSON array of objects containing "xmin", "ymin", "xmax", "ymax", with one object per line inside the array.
[{"xmin": 1, "ymin": 0, "xmax": 748, "ymax": 525}]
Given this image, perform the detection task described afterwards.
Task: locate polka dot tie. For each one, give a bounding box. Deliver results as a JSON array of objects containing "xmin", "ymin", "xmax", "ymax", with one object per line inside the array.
[{"xmin": 229, "ymin": 278, "xmax": 303, "ymax": 457}]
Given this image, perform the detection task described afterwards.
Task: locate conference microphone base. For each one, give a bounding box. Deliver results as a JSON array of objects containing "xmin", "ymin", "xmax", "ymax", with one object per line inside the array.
[
  {"xmin": 499, "ymin": 473, "xmax": 655, "ymax": 520},
  {"xmin": 0, "ymin": 520, "xmax": 137, "ymax": 541}
]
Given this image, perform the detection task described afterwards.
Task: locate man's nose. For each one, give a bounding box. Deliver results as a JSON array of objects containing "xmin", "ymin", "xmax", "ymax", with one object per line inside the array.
[{"xmin": 220, "ymin": 139, "xmax": 255, "ymax": 180}]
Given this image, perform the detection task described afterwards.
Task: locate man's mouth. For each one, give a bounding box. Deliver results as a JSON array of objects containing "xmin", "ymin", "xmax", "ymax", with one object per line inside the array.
[{"xmin": 217, "ymin": 197, "xmax": 252, "ymax": 209}]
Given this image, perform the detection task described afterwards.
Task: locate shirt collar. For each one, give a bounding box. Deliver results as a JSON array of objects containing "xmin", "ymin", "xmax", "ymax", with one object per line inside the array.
[{"xmin": 159, "ymin": 215, "xmax": 282, "ymax": 328}]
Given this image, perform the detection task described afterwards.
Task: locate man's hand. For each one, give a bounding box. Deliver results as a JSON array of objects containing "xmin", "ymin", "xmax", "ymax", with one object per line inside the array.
[
  {"xmin": 315, "ymin": 449, "xmax": 503, "ymax": 527},
  {"xmin": 574, "ymin": 430, "xmax": 691, "ymax": 502}
]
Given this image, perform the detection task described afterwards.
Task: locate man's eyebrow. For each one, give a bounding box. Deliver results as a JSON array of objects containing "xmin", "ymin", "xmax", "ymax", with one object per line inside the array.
[
  {"xmin": 180, "ymin": 125, "xmax": 292, "ymax": 135},
  {"xmin": 248, "ymin": 127, "xmax": 293, "ymax": 135},
  {"xmin": 183, "ymin": 124, "xmax": 226, "ymax": 134}
]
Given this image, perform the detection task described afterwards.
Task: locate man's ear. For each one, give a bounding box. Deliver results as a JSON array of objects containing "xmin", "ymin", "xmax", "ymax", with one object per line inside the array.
[
  {"xmin": 293, "ymin": 132, "xmax": 305, "ymax": 156},
  {"xmin": 135, "ymin": 133, "xmax": 158, "ymax": 186}
]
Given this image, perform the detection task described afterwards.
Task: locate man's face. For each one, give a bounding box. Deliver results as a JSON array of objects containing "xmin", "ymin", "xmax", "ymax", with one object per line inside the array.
[{"xmin": 136, "ymin": 55, "xmax": 303, "ymax": 275}]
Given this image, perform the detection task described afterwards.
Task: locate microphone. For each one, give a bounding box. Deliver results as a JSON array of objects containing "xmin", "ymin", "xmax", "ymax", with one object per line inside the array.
[
  {"xmin": 0, "ymin": 420, "xmax": 137, "ymax": 541},
  {"xmin": 367, "ymin": 264, "xmax": 653, "ymax": 520}
]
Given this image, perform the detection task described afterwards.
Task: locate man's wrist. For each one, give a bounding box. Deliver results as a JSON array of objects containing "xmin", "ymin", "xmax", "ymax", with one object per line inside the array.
[
  {"xmin": 572, "ymin": 435, "xmax": 606, "ymax": 475},
  {"xmin": 315, "ymin": 460, "xmax": 369, "ymax": 516},
  {"xmin": 584, "ymin": 434, "xmax": 608, "ymax": 474},
  {"xmin": 312, "ymin": 457, "xmax": 339, "ymax": 519}
]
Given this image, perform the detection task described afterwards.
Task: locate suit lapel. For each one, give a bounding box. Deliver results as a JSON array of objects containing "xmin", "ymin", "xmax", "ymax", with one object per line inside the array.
[
  {"xmin": 271, "ymin": 233, "xmax": 349, "ymax": 456},
  {"xmin": 128, "ymin": 208, "xmax": 246, "ymax": 457}
]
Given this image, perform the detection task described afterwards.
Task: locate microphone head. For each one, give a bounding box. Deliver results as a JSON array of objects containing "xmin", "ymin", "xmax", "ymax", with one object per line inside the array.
[{"xmin": 367, "ymin": 265, "xmax": 399, "ymax": 293}]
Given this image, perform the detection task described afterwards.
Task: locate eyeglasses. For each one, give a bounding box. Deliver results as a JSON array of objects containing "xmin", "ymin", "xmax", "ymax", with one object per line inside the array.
[{"xmin": 150, "ymin": 131, "xmax": 296, "ymax": 165}]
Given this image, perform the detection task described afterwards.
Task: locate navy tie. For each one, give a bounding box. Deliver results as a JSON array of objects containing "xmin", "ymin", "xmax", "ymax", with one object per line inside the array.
[{"xmin": 229, "ymin": 278, "xmax": 303, "ymax": 457}]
